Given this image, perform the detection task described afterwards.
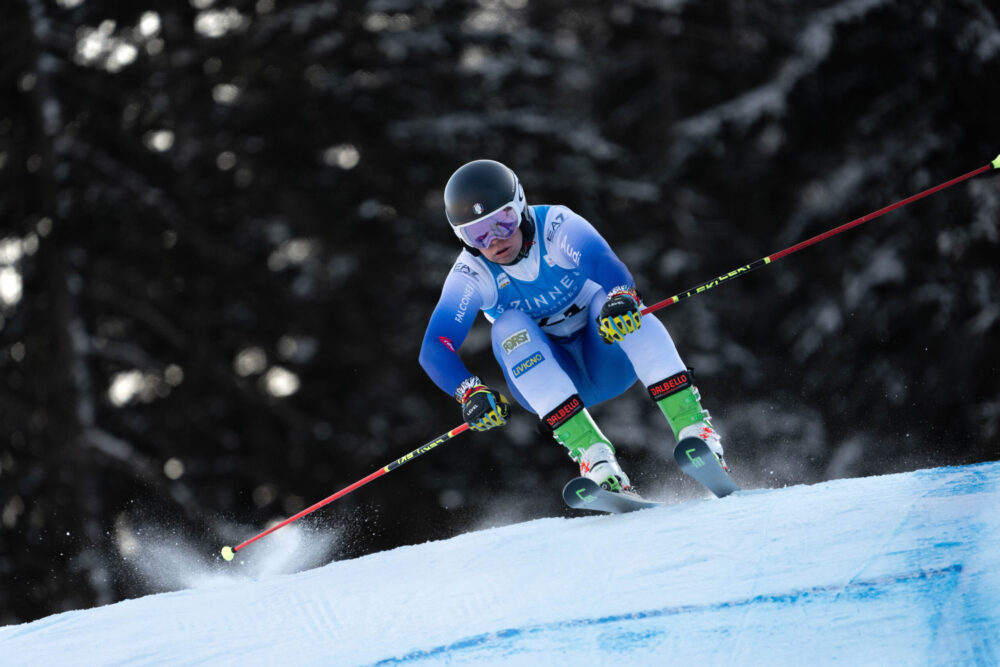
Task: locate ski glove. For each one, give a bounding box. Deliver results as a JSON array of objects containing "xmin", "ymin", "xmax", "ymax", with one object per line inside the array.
[
  {"xmin": 460, "ymin": 382, "xmax": 511, "ymax": 432},
  {"xmin": 598, "ymin": 286, "xmax": 642, "ymax": 344}
]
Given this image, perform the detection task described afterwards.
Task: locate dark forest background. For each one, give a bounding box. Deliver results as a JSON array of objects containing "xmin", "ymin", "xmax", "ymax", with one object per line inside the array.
[{"xmin": 2, "ymin": 0, "xmax": 998, "ymax": 624}]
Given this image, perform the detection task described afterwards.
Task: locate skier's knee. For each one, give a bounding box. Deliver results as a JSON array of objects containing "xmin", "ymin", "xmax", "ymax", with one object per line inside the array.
[{"xmin": 491, "ymin": 309, "xmax": 539, "ymax": 352}]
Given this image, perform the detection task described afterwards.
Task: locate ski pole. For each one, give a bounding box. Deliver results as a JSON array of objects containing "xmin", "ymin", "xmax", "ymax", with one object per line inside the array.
[
  {"xmin": 220, "ymin": 423, "xmax": 471, "ymax": 560},
  {"xmin": 641, "ymin": 153, "xmax": 1000, "ymax": 315}
]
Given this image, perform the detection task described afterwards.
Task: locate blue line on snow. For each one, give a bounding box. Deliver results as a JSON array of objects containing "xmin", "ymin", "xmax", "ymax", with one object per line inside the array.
[{"xmin": 374, "ymin": 564, "xmax": 963, "ymax": 664}]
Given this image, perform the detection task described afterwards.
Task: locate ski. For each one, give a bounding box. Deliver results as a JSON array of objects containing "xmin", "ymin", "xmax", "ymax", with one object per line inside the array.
[
  {"xmin": 673, "ymin": 436, "xmax": 740, "ymax": 498},
  {"xmin": 562, "ymin": 477, "xmax": 663, "ymax": 514}
]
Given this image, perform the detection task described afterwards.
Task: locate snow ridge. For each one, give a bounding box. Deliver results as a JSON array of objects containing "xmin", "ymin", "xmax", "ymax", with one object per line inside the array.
[{"xmin": 1, "ymin": 460, "xmax": 998, "ymax": 666}]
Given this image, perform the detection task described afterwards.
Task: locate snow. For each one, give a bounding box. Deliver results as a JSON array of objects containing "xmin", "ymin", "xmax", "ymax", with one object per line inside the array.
[{"xmin": 2, "ymin": 461, "xmax": 998, "ymax": 665}]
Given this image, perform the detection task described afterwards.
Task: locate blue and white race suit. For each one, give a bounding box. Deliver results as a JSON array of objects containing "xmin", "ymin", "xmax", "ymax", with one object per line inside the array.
[{"xmin": 419, "ymin": 205, "xmax": 687, "ymax": 417}]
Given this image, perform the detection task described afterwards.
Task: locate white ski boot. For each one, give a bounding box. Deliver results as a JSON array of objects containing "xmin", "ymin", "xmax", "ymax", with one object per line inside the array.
[
  {"xmin": 577, "ymin": 442, "xmax": 633, "ymax": 493},
  {"xmin": 679, "ymin": 421, "xmax": 727, "ymax": 471}
]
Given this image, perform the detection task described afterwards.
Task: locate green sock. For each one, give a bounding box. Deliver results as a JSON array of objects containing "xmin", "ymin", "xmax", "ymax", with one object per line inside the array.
[{"xmin": 551, "ymin": 408, "xmax": 613, "ymax": 461}]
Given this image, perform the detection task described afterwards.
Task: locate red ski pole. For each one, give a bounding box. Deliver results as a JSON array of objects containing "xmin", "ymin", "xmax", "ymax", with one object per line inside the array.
[
  {"xmin": 641, "ymin": 154, "xmax": 999, "ymax": 315},
  {"xmin": 220, "ymin": 423, "xmax": 471, "ymax": 560}
]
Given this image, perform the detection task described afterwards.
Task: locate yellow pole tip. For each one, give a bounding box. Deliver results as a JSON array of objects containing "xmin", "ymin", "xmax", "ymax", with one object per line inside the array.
[
  {"xmin": 993, "ymin": 154, "xmax": 1000, "ymax": 170},
  {"xmin": 221, "ymin": 546, "xmax": 235, "ymax": 561}
]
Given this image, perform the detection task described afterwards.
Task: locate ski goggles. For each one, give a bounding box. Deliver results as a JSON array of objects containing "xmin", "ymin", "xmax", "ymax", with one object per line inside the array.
[{"xmin": 453, "ymin": 206, "xmax": 521, "ymax": 249}]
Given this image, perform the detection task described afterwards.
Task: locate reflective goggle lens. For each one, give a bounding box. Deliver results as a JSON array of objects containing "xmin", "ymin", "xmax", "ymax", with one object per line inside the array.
[{"xmin": 458, "ymin": 207, "xmax": 520, "ymax": 249}]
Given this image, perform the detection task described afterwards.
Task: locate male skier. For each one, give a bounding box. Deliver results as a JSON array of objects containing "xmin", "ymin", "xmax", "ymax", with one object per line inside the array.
[{"xmin": 419, "ymin": 159, "xmax": 725, "ymax": 495}]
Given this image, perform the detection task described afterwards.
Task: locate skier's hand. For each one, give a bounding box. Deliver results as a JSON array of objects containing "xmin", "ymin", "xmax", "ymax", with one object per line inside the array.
[
  {"xmin": 598, "ymin": 287, "xmax": 642, "ymax": 344},
  {"xmin": 461, "ymin": 383, "xmax": 511, "ymax": 432}
]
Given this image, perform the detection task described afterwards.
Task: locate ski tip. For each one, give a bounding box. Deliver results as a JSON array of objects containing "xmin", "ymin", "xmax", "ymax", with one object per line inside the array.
[{"xmin": 993, "ymin": 153, "xmax": 1000, "ymax": 170}]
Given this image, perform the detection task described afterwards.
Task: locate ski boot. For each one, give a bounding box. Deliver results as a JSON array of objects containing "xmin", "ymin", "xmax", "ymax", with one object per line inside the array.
[
  {"xmin": 678, "ymin": 421, "xmax": 726, "ymax": 471},
  {"xmin": 576, "ymin": 442, "xmax": 632, "ymax": 493},
  {"xmin": 545, "ymin": 395, "xmax": 633, "ymax": 493},
  {"xmin": 649, "ymin": 370, "xmax": 727, "ymax": 470}
]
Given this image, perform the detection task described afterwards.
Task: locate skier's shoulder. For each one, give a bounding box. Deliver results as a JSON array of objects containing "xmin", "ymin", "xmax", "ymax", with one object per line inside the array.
[
  {"xmin": 536, "ymin": 204, "xmax": 602, "ymax": 247},
  {"xmin": 445, "ymin": 248, "xmax": 491, "ymax": 284},
  {"xmin": 445, "ymin": 248, "xmax": 501, "ymax": 310},
  {"xmin": 529, "ymin": 204, "xmax": 571, "ymax": 243},
  {"xmin": 532, "ymin": 203, "xmax": 577, "ymax": 226}
]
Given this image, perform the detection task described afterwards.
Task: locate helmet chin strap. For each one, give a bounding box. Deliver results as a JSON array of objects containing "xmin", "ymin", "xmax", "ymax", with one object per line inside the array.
[{"xmin": 507, "ymin": 208, "xmax": 536, "ymax": 265}]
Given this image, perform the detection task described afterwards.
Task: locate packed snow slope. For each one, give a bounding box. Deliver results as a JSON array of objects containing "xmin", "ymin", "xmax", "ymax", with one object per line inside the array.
[{"xmin": 2, "ymin": 461, "xmax": 998, "ymax": 666}]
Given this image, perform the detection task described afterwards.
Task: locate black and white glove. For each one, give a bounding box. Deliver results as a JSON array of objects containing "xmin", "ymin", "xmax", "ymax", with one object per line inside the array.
[
  {"xmin": 459, "ymin": 379, "xmax": 511, "ymax": 432},
  {"xmin": 598, "ymin": 286, "xmax": 642, "ymax": 344}
]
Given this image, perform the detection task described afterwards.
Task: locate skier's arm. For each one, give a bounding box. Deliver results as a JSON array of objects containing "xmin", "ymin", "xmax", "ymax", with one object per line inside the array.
[
  {"xmin": 419, "ymin": 269, "xmax": 484, "ymax": 400},
  {"xmin": 548, "ymin": 207, "xmax": 636, "ymax": 293},
  {"xmin": 548, "ymin": 207, "xmax": 643, "ymax": 343},
  {"xmin": 420, "ymin": 260, "xmax": 511, "ymax": 431}
]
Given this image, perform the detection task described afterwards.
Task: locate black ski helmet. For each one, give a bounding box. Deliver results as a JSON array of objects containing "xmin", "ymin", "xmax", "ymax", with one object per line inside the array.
[{"xmin": 444, "ymin": 159, "xmax": 526, "ymax": 228}]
